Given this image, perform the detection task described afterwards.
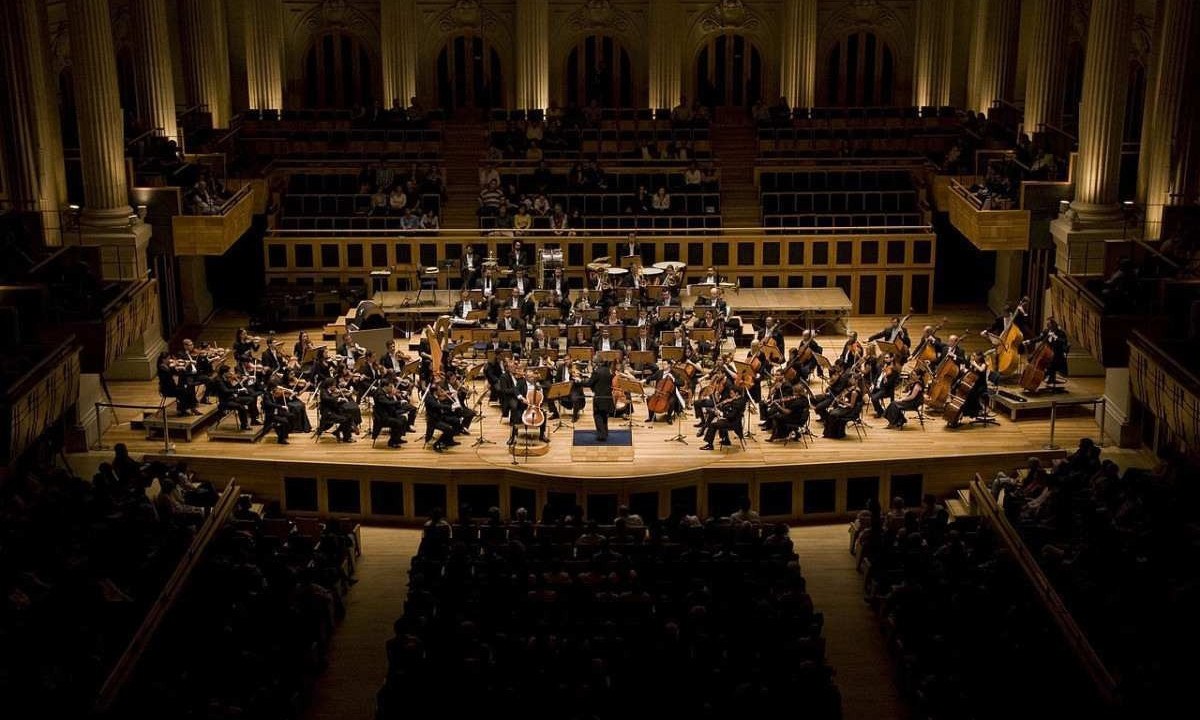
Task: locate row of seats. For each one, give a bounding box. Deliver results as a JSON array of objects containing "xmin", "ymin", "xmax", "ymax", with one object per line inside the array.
[
  {"xmin": 242, "ymin": 108, "xmax": 447, "ymax": 125},
  {"xmin": 758, "ymin": 136, "xmax": 957, "ymax": 158},
  {"xmin": 489, "ymin": 107, "xmax": 708, "ymax": 124},
  {"xmin": 759, "ymin": 169, "xmax": 914, "ymax": 192},
  {"xmin": 763, "ymin": 213, "xmax": 924, "ymax": 232},
  {"xmin": 758, "ymin": 126, "xmax": 960, "ymax": 142},
  {"xmin": 492, "ymin": 124, "xmax": 711, "ymax": 141},
  {"xmin": 761, "ymin": 191, "xmax": 919, "ymax": 215},
  {"xmin": 500, "ymin": 172, "xmax": 718, "ymax": 194},
  {"xmin": 479, "ymin": 214, "xmax": 722, "ymax": 233},
  {"xmin": 277, "ymin": 216, "xmax": 440, "ymax": 232},
  {"xmin": 281, "ymin": 193, "xmax": 442, "ymax": 217},
  {"xmin": 765, "ymin": 105, "xmax": 958, "ymax": 124},
  {"xmin": 240, "ymin": 128, "xmax": 442, "ymax": 143},
  {"xmin": 240, "ymin": 139, "xmax": 441, "ymax": 161}
]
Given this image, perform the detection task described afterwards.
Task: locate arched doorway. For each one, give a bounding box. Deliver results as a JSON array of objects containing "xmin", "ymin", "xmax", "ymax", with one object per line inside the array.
[
  {"xmin": 303, "ymin": 32, "xmax": 376, "ymax": 108},
  {"xmin": 1123, "ymin": 60, "xmax": 1146, "ymax": 143},
  {"xmin": 565, "ymin": 35, "xmax": 633, "ymax": 107},
  {"xmin": 823, "ymin": 32, "xmax": 896, "ymax": 106},
  {"xmin": 695, "ymin": 33, "xmax": 763, "ymax": 108},
  {"xmin": 437, "ymin": 34, "xmax": 503, "ymax": 111}
]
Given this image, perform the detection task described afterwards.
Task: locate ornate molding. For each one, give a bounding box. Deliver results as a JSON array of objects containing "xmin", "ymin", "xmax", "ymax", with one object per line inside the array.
[
  {"xmin": 1129, "ymin": 12, "xmax": 1152, "ymax": 65},
  {"xmin": 436, "ymin": 0, "xmax": 504, "ymax": 34},
  {"xmin": 823, "ymin": 0, "xmax": 904, "ymax": 39},
  {"xmin": 566, "ymin": 0, "xmax": 633, "ymax": 34},
  {"xmin": 297, "ymin": 0, "xmax": 377, "ymax": 38},
  {"xmin": 698, "ymin": 0, "xmax": 761, "ymax": 33}
]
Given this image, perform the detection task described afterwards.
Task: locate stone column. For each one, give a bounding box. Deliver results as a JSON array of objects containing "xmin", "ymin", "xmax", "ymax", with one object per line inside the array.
[
  {"xmin": 68, "ymin": 0, "xmax": 134, "ymax": 229},
  {"xmin": 1072, "ymin": 0, "xmax": 1134, "ymax": 222},
  {"xmin": 967, "ymin": 0, "xmax": 1020, "ymax": 115},
  {"xmin": 648, "ymin": 0, "xmax": 684, "ymax": 110},
  {"xmin": 179, "ymin": 0, "xmax": 233, "ymax": 128},
  {"xmin": 912, "ymin": 0, "xmax": 953, "ymax": 108},
  {"xmin": 130, "ymin": 0, "xmax": 179, "ymax": 143},
  {"xmin": 779, "ymin": 0, "xmax": 818, "ymax": 108},
  {"xmin": 1022, "ymin": 0, "xmax": 1070, "ymax": 134},
  {"xmin": 514, "ymin": 0, "xmax": 549, "ymax": 110},
  {"xmin": 381, "ymin": 0, "xmax": 419, "ymax": 108},
  {"xmin": 245, "ymin": 0, "xmax": 284, "ymax": 112},
  {"xmin": 1138, "ymin": 0, "xmax": 1196, "ymax": 237},
  {"xmin": 0, "ymin": 0, "xmax": 67, "ymax": 246}
]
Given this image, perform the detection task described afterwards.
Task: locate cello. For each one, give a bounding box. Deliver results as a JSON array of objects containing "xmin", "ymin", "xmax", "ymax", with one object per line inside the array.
[
  {"xmin": 1019, "ymin": 340, "xmax": 1054, "ymax": 392},
  {"xmin": 646, "ymin": 365, "xmax": 677, "ymax": 415},
  {"xmin": 521, "ymin": 381, "xmax": 546, "ymax": 427},
  {"xmin": 944, "ymin": 369, "xmax": 981, "ymax": 427}
]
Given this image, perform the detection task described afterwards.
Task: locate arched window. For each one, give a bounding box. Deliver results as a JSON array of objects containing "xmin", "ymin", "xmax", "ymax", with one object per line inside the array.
[
  {"xmin": 1123, "ymin": 60, "xmax": 1146, "ymax": 143},
  {"xmin": 1062, "ymin": 41, "xmax": 1085, "ymax": 128},
  {"xmin": 565, "ymin": 35, "xmax": 633, "ymax": 107},
  {"xmin": 437, "ymin": 34, "xmax": 503, "ymax": 111},
  {"xmin": 823, "ymin": 32, "xmax": 895, "ymax": 106},
  {"xmin": 303, "ymin": 32, "xmax": 375, "ymax": 108},
  {"xmin": 695, "ymin": 34, "xmax": 762, "ymax": 108}
]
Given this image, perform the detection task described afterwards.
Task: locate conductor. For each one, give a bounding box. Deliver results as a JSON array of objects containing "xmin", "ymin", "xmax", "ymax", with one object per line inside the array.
[{"xmin": 585, "ymin": 360, "xmax": 615, "ymax": 441}]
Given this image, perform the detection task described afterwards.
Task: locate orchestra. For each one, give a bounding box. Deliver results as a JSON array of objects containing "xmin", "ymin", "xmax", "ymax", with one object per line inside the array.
[{"xmin": 148, "ymin": 274, "xmax": 1035, "ymax": 453}]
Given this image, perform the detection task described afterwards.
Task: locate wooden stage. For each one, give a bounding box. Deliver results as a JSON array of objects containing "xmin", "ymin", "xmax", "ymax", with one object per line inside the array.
[{"xmin": 79, "ymin": 305, "xmax": 1152, "ymax": 524}]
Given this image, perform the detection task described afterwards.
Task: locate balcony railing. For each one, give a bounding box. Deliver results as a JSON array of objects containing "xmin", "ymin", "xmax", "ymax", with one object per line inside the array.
[
  {"xmin": 172, "ymin": 185, "xmax": 254, "ymax": 255},
  {"xmin": 1, "ymin": 338, "xmax": 81, "ymax": 465},
  {"xmin": 1128, "ymin": 330, "xmax": 1200, "ymax": 454},
  {"xmin": 1047, "ymin": 274, "xmax": 1140, "ymax": 367},
  {"xmin": 59, "ymin": 277, "xmax": 160, "ymax": 373},
  {"xmin": 945, "ymin": 178, "xmax": 1031, "ymax": 251}
]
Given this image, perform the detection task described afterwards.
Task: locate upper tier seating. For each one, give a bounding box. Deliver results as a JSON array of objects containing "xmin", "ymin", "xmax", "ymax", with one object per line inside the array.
[
  {"xmin": 278, "ymin": 170, "xmax": 443, "ymax": 232},
  {"xmin": 758, "ymin": 168, "xmax": 921, "ymax": 232},
  {"xmin": 757, "ymin": 106, "xmax": 961, "ymax": 158}
]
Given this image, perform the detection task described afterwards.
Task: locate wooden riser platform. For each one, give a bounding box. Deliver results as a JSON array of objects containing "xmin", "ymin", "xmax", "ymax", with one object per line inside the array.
[
  {"xmin": 132, "ymin": 405, "xmax": 220, "ymax": 442},
  {"xmin": 990, "ymin": 383, "xmax": 1102, "ymax": 421}
]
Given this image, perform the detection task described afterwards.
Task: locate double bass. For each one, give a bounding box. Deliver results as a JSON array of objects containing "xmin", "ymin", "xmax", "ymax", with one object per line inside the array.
[
  {"xmin": 986, "ymin": 308, "xmax": 1025, "ymax": 377},
  {"xmin": 909, "ymin": 317, "xmax": 948, "ymax": 369}
]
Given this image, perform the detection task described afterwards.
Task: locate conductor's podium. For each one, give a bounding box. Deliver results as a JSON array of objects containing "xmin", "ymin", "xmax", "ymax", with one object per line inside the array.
[{"xmin": 570, "ymin": 429, "xmax": 634, "ymax": 463}]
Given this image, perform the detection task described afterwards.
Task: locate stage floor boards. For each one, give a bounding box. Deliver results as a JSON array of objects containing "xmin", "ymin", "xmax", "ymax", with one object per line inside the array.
[{"xmin": 92, "ymin": 305, "xmax": 1152, "ymax": 479}]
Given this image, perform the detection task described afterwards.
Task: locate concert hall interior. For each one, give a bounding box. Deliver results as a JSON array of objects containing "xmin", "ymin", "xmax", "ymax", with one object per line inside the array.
[{"xmin": 1, "ymin": 1, "xmax": 1198, "ymax": 718}]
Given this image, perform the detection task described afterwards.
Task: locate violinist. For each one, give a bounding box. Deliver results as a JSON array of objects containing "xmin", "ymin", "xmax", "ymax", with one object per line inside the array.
[
  {"xmin": 812, "ymin": 363, "xmax": 853, "ymax": 421},
  {"xmin": 549, "ymin": 357, "xmax": 585, "ymax": 423},
  {"xmin": 692, "ymin": 368, "xmax": 729, "ymax": 433},
  {"xmin": 822, "ymin": 373, "xmax": 863, "ymax": 439},
  {"xmin": 293, "ymin": 331, "xmax": 315, "ymax": 362},
  {"xmin": 700, "ymin": 386, "xmax": 746, "ymax": 450},
  {"xmin": 157, "ymin": 352, "xmax": 199, "ymax": 416},
  {"xmin": 176, "ymin": 338, "xmax": 208, "ymax": 402},
  {"xmin": 424, "ymin": 384, "xmax": 462, "ymax": 452},
  {"xmin": 381, "ymin": 339, "xmax": 410, "ymax": 373},
  {"xmin": 355, "ymin": 351, "xmax": 383, "ymax": 397},
  {"xmin": 694, "ymin": 310, "xmax": 723, "ymax": 358},
  {"xmin": 262, "ymin": 383, "xmax": 294, "ymax": 444},
  {"xmin": 215, "ymin": 366, "xmax": 261, "ymax": 430},
  {"xmin": 835, "ymin": 331, "xmax": 865, "ymax": 369},
  {"xmin": 372, "ymin": 381, "xmax": 412, "ymax": 448},
  {"xmin": 868, "ymin": 353, "xmax": 900, "ymax": 417},
  {"xmin": 317, "ymin": 378, "xmax": 356, "ymax": 442},
  {"xmin": 276, "ymin": 370, "xmax": 312, "ymax": 432},
  {"xmin": 233, "ymin": 328, "xmax": 261, "ymax": 362},
  {"xmin": 261, "ymin": 333, "xmax": 287, "ymax": 373},
  {"xmin": 764, "ymin": 380, "xmax": 811, "ymax": 442}
]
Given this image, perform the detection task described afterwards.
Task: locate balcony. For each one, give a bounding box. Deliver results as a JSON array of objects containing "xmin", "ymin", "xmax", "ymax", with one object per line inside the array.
[
  {"xmin": 1128, "ymin": 330, "xmax": 1200, "ymax": 454},
  {"xmin": 1047, "ymin": 274, "xmax": 1141, "ymax": 368},
  {"xmin": 1, "ymin": 338, "xmax": 81, "ymax": 465},
  {"xmin": 945, "ymin": 178, "xmax": 1030, "ymax": 251},
  {"xmin": 59, "ymin": 278, "xmax": 160, "ymax": 373},
  {"xmin": 172, "ymin": 185, "xmax": 254, "ymax": 255}
]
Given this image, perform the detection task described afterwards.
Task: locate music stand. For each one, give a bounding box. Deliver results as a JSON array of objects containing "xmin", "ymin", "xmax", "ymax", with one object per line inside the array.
[
  {"xmin": 568, "ymin": 346, "xmax": 594, "ymax": 364},
  {"xmin": 536, "ymin": 307, "xmax": 563, "ymax": 324},
  {"xmin": 616, "ymin": 376, "xmax": 644, "ymax": 435},
  {"xmin": 546, "ymin": 380, "xmax": 574, "ymax": 433},
  {"xmin": 659, "ymin": 345, "xmax": 684, "ymax": 362},
  {"xmin": 690, "ymin": 328, "xmax": 716, "ymax": 344},
  {"xmin": 595, "ymin": 350, "xmax": 621, "ymax": 365},
  {"xmin": 626, "ymin": 350, "xmax": 655, "ymax": 369}
]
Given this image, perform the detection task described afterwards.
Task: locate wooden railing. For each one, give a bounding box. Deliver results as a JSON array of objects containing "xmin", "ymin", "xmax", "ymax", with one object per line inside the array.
[
  {"xmin": 171, "ymin": 185, "xmax": 254, "ymax": 255},
  {"xmin": 1128, "ymin": 330, "xmax": 1200, "ymax": 453},
  {"xmin": 1, "ymin": 338, "xmax": 81, "ymax": 465},
  {"xmin": 93, "ymin": 479, "xmax": 241, "ymax": 714},
  {"xmin": 60, "ymin": 278, "xmax": 160, "ymax": 373},
  {"xmin": 970, "ymin": 474, "xmax": 1119, "ymax": 707},
  {"xmin": 945, "ymin": 178, "xmax": 1031, "ymax": 251}
]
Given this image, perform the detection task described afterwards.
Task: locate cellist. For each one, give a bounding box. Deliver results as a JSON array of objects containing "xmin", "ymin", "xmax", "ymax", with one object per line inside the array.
[
  {"xmin": 644, "ymin": 359, "xmax": 682, "ymax": 424},
  {"xmin": 1023, "ymin": 319, "xmax": 1070, "ymax": 388}
]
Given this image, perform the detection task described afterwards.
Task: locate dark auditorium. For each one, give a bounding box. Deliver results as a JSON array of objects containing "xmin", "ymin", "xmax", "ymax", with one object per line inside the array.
[{"xmin": 2, "ymin": 1, "xmax": 1199, "ymax": 718}]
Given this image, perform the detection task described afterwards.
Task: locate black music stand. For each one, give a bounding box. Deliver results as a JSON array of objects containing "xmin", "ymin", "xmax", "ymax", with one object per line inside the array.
[
  {"xmin": 546, "ymin": 381, "xmax": 574, "ymax": 433},
  {"xmin": 470, "ymin": 392, "xmax": 496, "ymax": 447}
]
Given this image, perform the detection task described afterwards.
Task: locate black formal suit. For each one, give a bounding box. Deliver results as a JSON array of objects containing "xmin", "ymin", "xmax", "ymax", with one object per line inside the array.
[
  {"xmin": 868, "ymin": 369, "xmax": 900, "ymax": 415},
  {"xmin": 592, "ymin": 336, "xmax": 623, "ymax": 353},
  {"xmin": 373, "ymin": 390, "xmax": 411, "ymax": 447},
  {"xmin": 262, "ymin": 391, "xmax": 292, "ymax": 442},
  {"xmin": 704, "ymin": 392, "xmax": 747, "ymax": 446},
  {"xmin": 261, "ymin": 347, "xmax": 286, "ymax": 373},
  {"xmin": 497, "ymin": 315, "xmax": 525, "ymax": 333},
  {"xmin": 628, "ymin": 335, "xmax": 658, "ymax": 354},
  {"xmin": 585, "ymin": 364, "xmax": 615, "ymax": 441},
  {"xmin": 868, "ymin": 326, "xmax": 911, "ymax": 349},
  {"xmin": 215, "ymin": 377, "xmax": 259, "ymax": 429}
]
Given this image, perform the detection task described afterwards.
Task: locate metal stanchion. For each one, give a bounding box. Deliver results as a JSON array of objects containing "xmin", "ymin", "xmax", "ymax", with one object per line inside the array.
[
  {"xmin": 1097, "ymin": 397, "xmax": 1107, "ymax": 448},
  {"xmin": 1044, "ymin": 401, "xmax": 1059, "ymax": 450},
  {"xmin": 93, "ymin": 402, "xmax": 106, "ymax": 451}
]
